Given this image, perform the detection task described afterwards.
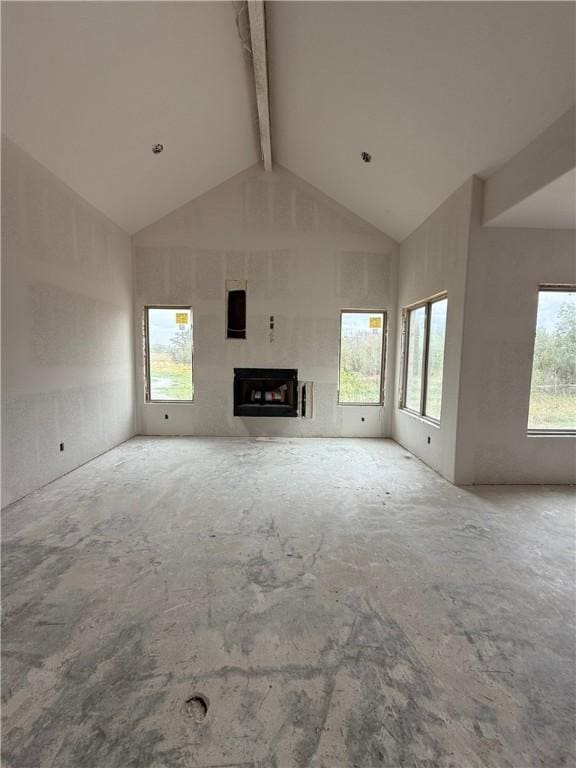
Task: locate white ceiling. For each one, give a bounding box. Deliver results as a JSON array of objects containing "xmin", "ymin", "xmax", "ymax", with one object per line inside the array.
[
  {"xmin": 267, "ymin": 1, "xmax": 576, "ymax": 241},
  {"xmin": 2, "ymin": 2, "xmax": 575, "ymax": 240},
  {"xmin": 2, "ymin": 1, "xmax": 258, "ymax": 234},
  {"xmin": 487, "ymin": 169, "xmax": 576, "ymax": 230}
]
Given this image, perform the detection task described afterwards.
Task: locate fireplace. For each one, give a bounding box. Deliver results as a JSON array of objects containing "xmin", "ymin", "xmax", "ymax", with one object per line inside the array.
[{"xmin": 234, "ymin": 368, "xmax": 298, "ymax": 417}]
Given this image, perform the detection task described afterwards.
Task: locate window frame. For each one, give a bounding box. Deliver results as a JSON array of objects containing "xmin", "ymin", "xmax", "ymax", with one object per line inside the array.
[
  {"xmin": 337, "ymin": 309, "xmax": 387, "ymax": 407},
  {"xmin": 399, "ymin": 292, "xmax": 447, "ymax": 423},
  {"xmin": 144, "ymin": 305, "xmax": 194, "ymax": 404},
  {"xmin": 527, "ymin": 284, "xmax": 576, "ymax": 436}
]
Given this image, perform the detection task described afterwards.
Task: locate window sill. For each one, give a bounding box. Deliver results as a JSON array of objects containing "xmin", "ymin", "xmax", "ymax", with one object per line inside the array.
[
  {"xmin": 398, "ymin": 408, "xmax": 441, "ymax": 428},
  {"xmin": 338, "ymin": 402, "xmax": 384, "ymax": 407},
  {"xmin": 527, "ymin": 430, "xmax": 575, "ymax": 437}
]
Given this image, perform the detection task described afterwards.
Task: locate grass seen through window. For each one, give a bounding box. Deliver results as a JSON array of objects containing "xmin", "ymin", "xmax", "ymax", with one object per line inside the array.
[
  {"xmin": 339, "ymin": 311, "xmax": 385, "ymax": 404},
  {"xmin": 146, "ymin": 308, "xmax": 193, "ymax": 401}
]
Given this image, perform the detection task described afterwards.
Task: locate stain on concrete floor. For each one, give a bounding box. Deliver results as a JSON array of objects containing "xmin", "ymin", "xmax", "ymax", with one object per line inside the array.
[{"xmin": 2, "ymin": 437, "xmax": 574, "ymax": 767}]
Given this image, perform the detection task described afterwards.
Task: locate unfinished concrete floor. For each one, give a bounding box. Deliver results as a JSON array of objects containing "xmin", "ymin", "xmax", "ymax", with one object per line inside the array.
[{"xmin": 2, "ymin": 437, "xmax": 574, "ymax": 768}]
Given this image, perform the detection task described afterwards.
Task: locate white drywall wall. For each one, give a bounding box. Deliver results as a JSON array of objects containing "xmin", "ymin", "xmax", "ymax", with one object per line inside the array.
[
  {"xmin": 484, "ymin": 106, "xmax": 576, "ymax": 227},
  {"xmin": 392, "ymin": 178, "xmax": 478, "ymax": 482},
  {"xmin": 133, "ymin": 164, "xmax": 398, "ymax": 437},
  {"xmin": 1, "ymin": 137, "xmax": 135, "ymax": 507},
  {"xmin": 486, "ymin": 169, "xmax": 576, "ymax": 230},
  {"xmin": 455, "ymin": 180, "xmax": 576, "ymax": 484}
]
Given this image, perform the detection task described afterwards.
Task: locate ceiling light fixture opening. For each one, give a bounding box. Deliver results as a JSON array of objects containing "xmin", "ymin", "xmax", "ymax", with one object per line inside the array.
[
  {"xmin": 361, "ymin": 151, "xmax": 372, "ymax": 163},
  {"xmin": 152, "ymin": 143, "xmax": 164, "ymax": 154}
]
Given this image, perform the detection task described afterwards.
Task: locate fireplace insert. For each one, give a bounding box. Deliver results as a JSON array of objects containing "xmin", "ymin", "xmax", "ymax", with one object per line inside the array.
[{"xmin": 234, "ymin": 368, "xmax": 298, "ymax": 417}]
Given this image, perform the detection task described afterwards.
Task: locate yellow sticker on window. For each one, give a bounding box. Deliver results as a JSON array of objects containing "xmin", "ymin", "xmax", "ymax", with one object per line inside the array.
[
  {"xmin": 369, "ymin": 316, "xmax": 382, "ymax": 329},
  {"xmin": 175, "ymin": 312, "xmax": 189, "ymax": 325}
]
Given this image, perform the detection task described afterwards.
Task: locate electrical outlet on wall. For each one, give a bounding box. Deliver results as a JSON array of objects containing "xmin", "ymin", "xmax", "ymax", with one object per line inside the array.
[
  {"xmin": 299, "ymin": 381, "xmax": 314, "ymax": 419},
  {"xmin": 269, "ymin": 315, "xmax": 275, "ymax": 343}
]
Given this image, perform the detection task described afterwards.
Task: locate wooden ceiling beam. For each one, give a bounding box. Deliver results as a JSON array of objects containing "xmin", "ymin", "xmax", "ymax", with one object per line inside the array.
[{"xmin": 247, "ymin": 0, "xmax": 272, "ymax": 171}]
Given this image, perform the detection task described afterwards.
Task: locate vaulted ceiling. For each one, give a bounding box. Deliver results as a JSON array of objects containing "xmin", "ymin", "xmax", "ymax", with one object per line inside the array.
[
  {"xmin": 268, "ymin": 1, "xmax": 575, "ymax": 240},
  {"xmin": 2, "ymin": 2, "xmax": 259, "ymax": 234},
  {"xmin": 2, "ymin": 1, "xmax": 575, "ymax": 239}
]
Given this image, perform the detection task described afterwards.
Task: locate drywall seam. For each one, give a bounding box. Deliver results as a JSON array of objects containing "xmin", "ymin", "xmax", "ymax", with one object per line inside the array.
[
  {"xmin": 392, "ymin": 177, "xmax": 476, "ymax": 483},
  {"xmin": 1, "ymin": 137, "xmax": 136, "ymax": 507},
  {"xmin": 133, "ymin": 163, "xmax": 399, "ymax": 438}
]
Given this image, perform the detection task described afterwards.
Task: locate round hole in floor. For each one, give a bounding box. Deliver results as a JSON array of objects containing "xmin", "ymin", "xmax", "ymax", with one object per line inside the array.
[{"xmin": 184, "ymin": 694, "xmax": 209, "ymax": 723}]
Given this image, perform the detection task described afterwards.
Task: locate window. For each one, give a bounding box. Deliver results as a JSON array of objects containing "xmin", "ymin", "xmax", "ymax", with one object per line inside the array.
[
  {"xmin": 425, "ymin": 298, "xmax": 448, "ymax": 420},
  {"xmin": 404, "ymin": 305, "xmax": 426, "ymax": 411},
  {"xmin": 145, "ymin": 307, "xmax": 193, "ymax": 402},
  {"xmin": 338, "ymin": 311, "xmax": 386, "ymax": 405},
  {"xmin": 401, "ymin": 294, "xmax": 447, "ymax": 421},
  {"xmin": 528, "ymin": 287, "xmax": 575, "ymax": 433}
]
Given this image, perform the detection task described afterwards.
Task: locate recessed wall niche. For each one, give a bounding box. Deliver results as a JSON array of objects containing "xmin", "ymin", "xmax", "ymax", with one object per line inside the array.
[{"xmin": 226, "ymin": 279, "xmax": 247, "ymax": 339}]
